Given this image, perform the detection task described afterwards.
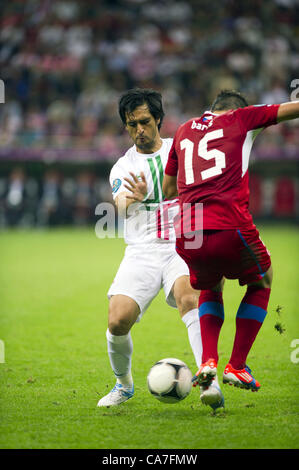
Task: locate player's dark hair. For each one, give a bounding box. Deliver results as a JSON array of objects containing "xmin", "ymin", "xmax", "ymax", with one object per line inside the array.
[
  {"xmin": 211, "ymin": 90, "xmax": 249, "ymax": 111},
  {"xmin": 119, "ymin": 88, "xmax": 165, "ymax": 130}
]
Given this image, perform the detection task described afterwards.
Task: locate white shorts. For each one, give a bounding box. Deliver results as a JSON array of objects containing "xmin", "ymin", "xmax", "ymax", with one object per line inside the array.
[{"xmin": 107, "ymin": 243, "xmax": 189, "ymax": 321}]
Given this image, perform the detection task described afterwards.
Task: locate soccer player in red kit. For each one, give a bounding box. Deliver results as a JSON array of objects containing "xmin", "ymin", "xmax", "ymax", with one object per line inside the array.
[{"xmin": 163, "ymin": 90, "xmax": 299, "ymax": 392}]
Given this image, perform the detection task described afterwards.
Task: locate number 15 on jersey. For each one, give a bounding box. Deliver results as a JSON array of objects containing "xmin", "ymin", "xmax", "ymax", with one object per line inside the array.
[{"xmin": 180, "ymin": 129, "xmax": 225, "ymax": 184}]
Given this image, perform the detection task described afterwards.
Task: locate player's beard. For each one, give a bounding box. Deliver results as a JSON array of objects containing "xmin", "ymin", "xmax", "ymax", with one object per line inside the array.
[{"xmin": 135, "ymin": 134, "xmax": 156, "ymax": 153}]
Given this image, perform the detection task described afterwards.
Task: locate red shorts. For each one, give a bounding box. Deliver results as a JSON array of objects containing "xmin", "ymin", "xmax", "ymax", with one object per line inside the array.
[{"xmin": 175, "ymin": 226, "xmax": 271, "ymax": 290}]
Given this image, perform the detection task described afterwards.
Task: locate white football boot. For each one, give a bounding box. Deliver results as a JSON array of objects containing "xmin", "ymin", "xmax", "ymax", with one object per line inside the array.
[
  {"xmin": 200, "ymin": 378, "xmax": 225, "ymax": 411},
  {"xmin": 97, "ymin": 382, "xmax": 134, "ymax": 407}
]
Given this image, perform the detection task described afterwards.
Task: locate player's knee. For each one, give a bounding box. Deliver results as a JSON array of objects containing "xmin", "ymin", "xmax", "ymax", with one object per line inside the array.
[
  {"xmin": 108, "ymin": 312, "xmax": 132, "ymax": 335},
  {"xmin": 261, "ymin": 277, "xmax": 272, "ymax": 289},
  {"xmin": 247, "ymin": 266, "xmax": 273, "ymax": 290},
  {"xmin": 176, "ymin": 292, "xmax": 198, "ymax": 317},
  {"xmin": 108, "ymin": 298, "xmax": 138, "ymax": 335},
  {"xmin": 265, "ymin": 266, "xmax": 273, "ymax": 288},
  {"xmin": 260, "ymin": 266, "xmax": 273, "ymax": 289}
]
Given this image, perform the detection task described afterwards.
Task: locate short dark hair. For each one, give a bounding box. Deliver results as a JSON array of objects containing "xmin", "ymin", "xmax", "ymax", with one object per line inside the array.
[
  {"xmin": 118, "ymin": 88, "xmax": 165, "ymax": 130},
  {"xmin": 211, "ymin": 90, "xmax": 249, "ymax": 111}
]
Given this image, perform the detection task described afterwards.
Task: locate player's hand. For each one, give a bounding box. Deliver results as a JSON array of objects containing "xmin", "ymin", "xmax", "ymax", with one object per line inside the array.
[{"xmin": 123, "ymin": 172, "xmax": 148, "ymax": 202}]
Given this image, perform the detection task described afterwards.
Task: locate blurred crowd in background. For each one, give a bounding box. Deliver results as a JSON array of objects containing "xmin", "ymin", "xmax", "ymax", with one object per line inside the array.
[
  {"xmin": 0, "ymin": 0, "xmax": 298, "ymax": 227},
  {"xmin": 0, "ymin": 166, "xmax": 297, "ymax": 229},
  {"xmin": 0, "ymin": 166, "xmax": 113, "ymax": 228}
]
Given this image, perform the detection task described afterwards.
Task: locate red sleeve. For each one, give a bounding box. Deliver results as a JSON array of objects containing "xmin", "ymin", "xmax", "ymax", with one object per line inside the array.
[
  {"xmin": 165, "ymin": 138, "xmax": 178, "ymax": 176},
  {"xmin": 236, "ymin": 104, "xmax": 280, "ymax": 132}
]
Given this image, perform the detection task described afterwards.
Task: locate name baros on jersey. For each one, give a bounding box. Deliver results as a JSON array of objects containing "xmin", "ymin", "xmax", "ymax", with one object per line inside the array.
[
  {"xmin": 191, "ymin": 115, "xmax": 214, "ymax": 131},
  {"xmin": 109, "ymin": 138, "xmax": 179, "ymax": 245}
]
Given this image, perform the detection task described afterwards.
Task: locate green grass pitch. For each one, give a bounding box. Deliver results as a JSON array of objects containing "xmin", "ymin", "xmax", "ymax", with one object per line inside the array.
[{"xmin": 0, "ymin": 225, "xmax": 298, "ymax": 449}]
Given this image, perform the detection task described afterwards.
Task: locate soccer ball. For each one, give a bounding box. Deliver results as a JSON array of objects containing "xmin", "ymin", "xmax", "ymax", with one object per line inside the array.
[{"xmin": 147, "ymin": 358, "xmax": 193, "ymax": 403}]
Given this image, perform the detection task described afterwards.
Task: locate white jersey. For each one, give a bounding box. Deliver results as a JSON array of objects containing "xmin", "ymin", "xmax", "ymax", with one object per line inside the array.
[{"xmin": 110, "ymin": 138, "xmax": 179, "ymax": 245}]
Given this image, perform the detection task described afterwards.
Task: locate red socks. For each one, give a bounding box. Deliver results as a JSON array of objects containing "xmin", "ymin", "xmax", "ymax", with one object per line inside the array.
[
  {"xmin": 229, "ymin": 286, "xmax": 271, "ymax": 370},
  {"xmin": 198, "ymin": 286, "xmax": 271, "ymax": 370},
  {"xmin": 198, "ymin": 290, "xmax": 224, "ymax": 363}
]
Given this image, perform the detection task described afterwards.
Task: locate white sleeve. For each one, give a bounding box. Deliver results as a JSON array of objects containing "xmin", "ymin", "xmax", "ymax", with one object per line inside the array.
[{"xmin": 109, "ymin": 158, "xmax": 131, "ymax": 200}]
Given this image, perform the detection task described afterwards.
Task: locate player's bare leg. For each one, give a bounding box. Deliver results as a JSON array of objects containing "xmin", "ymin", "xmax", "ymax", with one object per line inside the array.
[
  {"xmin": 223, "ymin": 266, "xmax": 273, "ymax": 391},
  {"xmin": 97, "ymin": 295, "xmax": 139, "ymax": 407},
  {"xmin": 108, "ymin": 294, "xmax": 140, "ymax": 335},
  {"xmin": 173, "ymin": 275, "xmax": 224, "ymax": 410}
]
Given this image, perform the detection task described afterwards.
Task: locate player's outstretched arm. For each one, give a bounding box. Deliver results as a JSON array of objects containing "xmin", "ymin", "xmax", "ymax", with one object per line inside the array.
[
  {"xmin": 162, "ymin": 174, "xmax": 178, "ymax": 199},
  {"xmin": 277, "ymin": 100, "xmax": 299, "ymax": 122}
]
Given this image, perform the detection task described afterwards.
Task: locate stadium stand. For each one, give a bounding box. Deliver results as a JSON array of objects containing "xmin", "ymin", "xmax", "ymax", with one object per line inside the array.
[{"xmin": 0, "ymin": 0, "xmax": 298, "ymax": 226}]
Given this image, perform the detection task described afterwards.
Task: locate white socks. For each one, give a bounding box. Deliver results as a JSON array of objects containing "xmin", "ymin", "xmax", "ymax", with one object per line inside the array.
[
  {"xmin": 106, "ymin": 329, "xmax": 133, "ymax": 388},
  {"xmin": 182, "ymin": 308, "xmax": 203, "ymax": 369},
  {"xmin": 182, "ymin": 308, "xmax": 220, "ymax": 387}
]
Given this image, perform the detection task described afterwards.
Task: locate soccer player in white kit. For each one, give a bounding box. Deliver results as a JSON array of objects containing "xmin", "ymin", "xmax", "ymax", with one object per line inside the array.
[{"xmin": 97, "ymin": 88, "xmax": 224, "ymax": 410}]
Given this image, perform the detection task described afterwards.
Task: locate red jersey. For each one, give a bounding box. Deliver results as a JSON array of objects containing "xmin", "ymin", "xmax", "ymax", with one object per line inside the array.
[{"xmin": 165, "ymin": 104, "xmax": 280, "ymax": 229}]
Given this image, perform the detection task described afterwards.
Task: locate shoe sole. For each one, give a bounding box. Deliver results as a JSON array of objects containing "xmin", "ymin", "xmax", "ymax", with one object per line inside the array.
[
  {"xmin": 196, "ymin": 367, "xmax": 217, "ymax": 386},
  {"xmin": 223, "ymin": 374, "xmax": 260, "ymax": 392},
  {"xmin": 200, "ymin": 390, "xmax": 225, "ymax": 410}
]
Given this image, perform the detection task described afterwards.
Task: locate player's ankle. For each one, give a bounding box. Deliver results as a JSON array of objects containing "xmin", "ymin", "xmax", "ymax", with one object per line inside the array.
[
  {"xmin": 227, "ymin": 361, "xmax": 245, "ymax": 370},
  {"xmin": 116, "ymin": 372, "xmax": 133, "ymax": 388}
]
